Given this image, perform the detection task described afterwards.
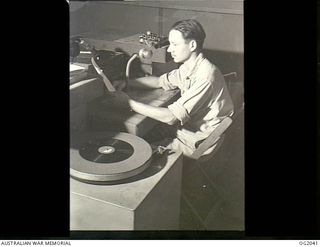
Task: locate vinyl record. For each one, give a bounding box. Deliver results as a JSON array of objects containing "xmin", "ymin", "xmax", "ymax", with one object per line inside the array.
[{"xmin": 70, "ymin": 132, "xmax": 152, "ymax": 183}]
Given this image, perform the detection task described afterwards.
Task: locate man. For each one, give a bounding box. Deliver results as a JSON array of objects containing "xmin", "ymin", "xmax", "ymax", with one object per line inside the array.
[{"xmin": 112, "ymin": 19, "xmax": 234, "ymax": 157}]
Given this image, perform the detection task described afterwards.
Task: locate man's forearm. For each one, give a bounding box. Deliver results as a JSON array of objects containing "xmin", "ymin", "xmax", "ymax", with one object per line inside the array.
[
  {"xmin": 128, "ymin": 99, "xmax": 177, "ymax": 125},
  {"xmin": 128, "ymin": 76, "xmax": 161, "ymax": 89}
]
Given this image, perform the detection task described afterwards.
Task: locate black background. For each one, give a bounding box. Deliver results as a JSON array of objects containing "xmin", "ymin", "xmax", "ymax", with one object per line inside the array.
[{"xmin": 0, "ymin": 0, "xmax": 318, "ymax": 239}]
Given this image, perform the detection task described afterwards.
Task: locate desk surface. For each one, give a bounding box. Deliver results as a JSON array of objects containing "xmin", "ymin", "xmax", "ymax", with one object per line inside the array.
[
  {"xmin": 70, "ymin": 144, "xmax": 183, "ymax": 230},
  {"xmin": 88, "ymin": 87, "xmax": 180, "ymax": 137},
  {"xmin": 70, "ymin": 149, "xmax": 182, "ymax": 210}
]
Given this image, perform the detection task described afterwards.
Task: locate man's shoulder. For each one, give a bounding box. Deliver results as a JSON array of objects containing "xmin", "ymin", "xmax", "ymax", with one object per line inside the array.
[
  {"xmin": 195, "ymin": 57, "xmax": 216, "ymax": 78},
  {"xmin": 200, "ymin": 57, "xmax": 215, "ymax": 69}
]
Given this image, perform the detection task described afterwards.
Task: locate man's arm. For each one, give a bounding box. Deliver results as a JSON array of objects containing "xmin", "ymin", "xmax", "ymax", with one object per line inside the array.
[
  {"xmin": 128, "ymin": 98, "xmax": 178, "ymax": 125},
  {"xmin": 128, "ymin": 76, "xmax": 161, "ymax": 89}
]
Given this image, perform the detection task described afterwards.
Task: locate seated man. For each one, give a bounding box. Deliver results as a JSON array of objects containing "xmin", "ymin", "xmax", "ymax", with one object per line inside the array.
[{"xmin": 112, "ymin": 19, "xmax": 234, "ymax": 157}]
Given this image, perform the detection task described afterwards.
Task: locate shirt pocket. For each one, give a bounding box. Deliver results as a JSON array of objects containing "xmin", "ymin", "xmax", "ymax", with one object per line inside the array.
[{"xmin": 181, "ymin": 77, "xmax": 192, "ymax": 94}]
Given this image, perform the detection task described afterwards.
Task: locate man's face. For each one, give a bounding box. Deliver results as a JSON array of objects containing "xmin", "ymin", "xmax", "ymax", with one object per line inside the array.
[{"xmin": 167, "ymin": 30, "xmax": 193, "ymax": 63}]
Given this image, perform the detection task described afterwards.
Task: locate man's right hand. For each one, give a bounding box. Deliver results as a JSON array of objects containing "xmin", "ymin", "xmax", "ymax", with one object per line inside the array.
[{"xmin": 104, "ymin": 91, "xmax": 131, "ymax": 111}]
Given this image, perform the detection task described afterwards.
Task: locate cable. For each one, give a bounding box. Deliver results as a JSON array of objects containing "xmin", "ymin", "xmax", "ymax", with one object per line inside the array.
[{"xmin": 126, "ymin": 53, "xmax": 138, "ymax": 80}]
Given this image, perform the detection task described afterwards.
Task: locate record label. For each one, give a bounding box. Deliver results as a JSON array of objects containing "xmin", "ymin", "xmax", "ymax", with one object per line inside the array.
[{"xmin": 79, "ymin": 138, "xmax": 134, "ymax": 163}]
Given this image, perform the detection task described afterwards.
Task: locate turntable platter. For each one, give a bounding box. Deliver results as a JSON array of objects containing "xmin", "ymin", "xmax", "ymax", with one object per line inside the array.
[{"xmin": 70, "ymin": 132, "xmax": 152, "ymax": 183}]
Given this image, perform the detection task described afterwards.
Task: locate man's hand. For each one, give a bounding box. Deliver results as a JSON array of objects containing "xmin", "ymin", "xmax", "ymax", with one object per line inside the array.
[
  {"xmin": 105, "ymin": 91, "xmax": 131, "ymax": 110},
  {"xmin": 113, "ymin": 80, "xmax": 127, "ymax": 91}
]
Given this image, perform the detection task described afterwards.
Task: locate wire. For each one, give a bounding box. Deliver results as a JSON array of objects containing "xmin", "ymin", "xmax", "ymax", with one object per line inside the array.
[{"xmin": 125, "ymin": 53, "xmax": 139, "ymax": 80}]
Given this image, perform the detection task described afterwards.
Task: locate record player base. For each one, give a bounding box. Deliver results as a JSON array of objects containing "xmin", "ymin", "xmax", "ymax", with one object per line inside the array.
[{"xmin": 70, "ymin": 150, "xmax": 183, "ymax": 230}]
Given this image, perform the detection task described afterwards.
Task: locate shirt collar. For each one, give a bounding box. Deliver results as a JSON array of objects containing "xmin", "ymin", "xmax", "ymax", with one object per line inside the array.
[{"xmin": 184, "ymin": 52, "xmax": 204, "ymax": 78}]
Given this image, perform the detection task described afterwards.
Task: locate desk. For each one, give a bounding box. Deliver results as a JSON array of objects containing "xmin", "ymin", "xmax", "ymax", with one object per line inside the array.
[
  {"xmin": 70, "ymin": 71, "xmax": 183, "ymax": 230},
  {"xmin": 70, "ymin": 149, "xmax": 183, "ymax": 230},
  {"xmin": 70, "ymin": 68, "xmax": 105, "ymax": 133},
  {"xmin": 87, "ymin": 87, "xmax": 180, "ymax": 137},
  {"xmin": 70, "ymin": 55, "xmax": 184, "ymax": 229}
]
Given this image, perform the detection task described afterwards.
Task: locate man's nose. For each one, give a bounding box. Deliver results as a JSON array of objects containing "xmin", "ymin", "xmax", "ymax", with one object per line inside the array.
[{"xmin": 167, "ymin": 45, "xmax": 172, "ymax": 53}]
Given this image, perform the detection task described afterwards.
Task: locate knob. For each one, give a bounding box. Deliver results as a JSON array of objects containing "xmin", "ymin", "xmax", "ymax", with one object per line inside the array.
[{"xmin": 138, "ymin": 48, "xmax": 153, "ymax": 59}]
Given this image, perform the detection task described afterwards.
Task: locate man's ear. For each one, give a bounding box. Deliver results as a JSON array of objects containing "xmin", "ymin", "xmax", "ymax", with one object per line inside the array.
[{"xmin": 189, "ymin": 40, "xmax": 197, "ymax": 52}]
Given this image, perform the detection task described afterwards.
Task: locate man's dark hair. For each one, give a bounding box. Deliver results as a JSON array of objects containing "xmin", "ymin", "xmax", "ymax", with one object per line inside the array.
[{"xmin": 171, "ymin": 19, "xmax": 206, "ymax": 50}]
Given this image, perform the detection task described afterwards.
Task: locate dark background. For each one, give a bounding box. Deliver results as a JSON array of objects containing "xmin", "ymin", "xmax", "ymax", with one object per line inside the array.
[{"xmin": 0, "ymin": 0, "xmax": 318, "ymax": 239}]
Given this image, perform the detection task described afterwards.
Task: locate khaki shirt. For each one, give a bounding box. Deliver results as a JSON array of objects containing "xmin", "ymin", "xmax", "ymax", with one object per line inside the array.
[{"xmin": 159, "ymin": 53, "xmax": 234, "ymax": 150}]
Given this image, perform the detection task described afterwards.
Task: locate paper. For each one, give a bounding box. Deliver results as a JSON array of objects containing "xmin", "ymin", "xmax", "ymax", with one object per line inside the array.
[{"xmin": 70, "ymin": 63, "xmax": 85, "ymax": 72}]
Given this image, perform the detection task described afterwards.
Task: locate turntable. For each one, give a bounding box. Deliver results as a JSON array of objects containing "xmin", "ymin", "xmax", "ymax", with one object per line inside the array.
[
  {"xmin": 70, "ymin": 131, "xmax": 183, "ymax": 230},
  {"xmin": 70, "ymin": 131, "xmax": 153, "ymax": 183}
]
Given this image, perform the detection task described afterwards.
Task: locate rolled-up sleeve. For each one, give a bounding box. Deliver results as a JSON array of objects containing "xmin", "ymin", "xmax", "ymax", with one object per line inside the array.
[
  {"xmin": 168, "ymin": 78, "xmax": 215, "ymax": 125},
  {"xmin": 168, "ymin": 101, "xmax": 191, "ymax": 125},
  {"xmin": 159, "ymin": 69, "xmax": 181, "ymax": 91}
]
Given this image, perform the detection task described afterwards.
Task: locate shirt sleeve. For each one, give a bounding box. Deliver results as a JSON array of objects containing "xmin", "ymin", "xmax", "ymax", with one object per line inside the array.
[
  {"xmin": 168, "ymin": 78, "xmax": 215, "ymax": 125},
  {"xmin": 158, "ymin": 69, "xmax": 181, "ymax": 91}
]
